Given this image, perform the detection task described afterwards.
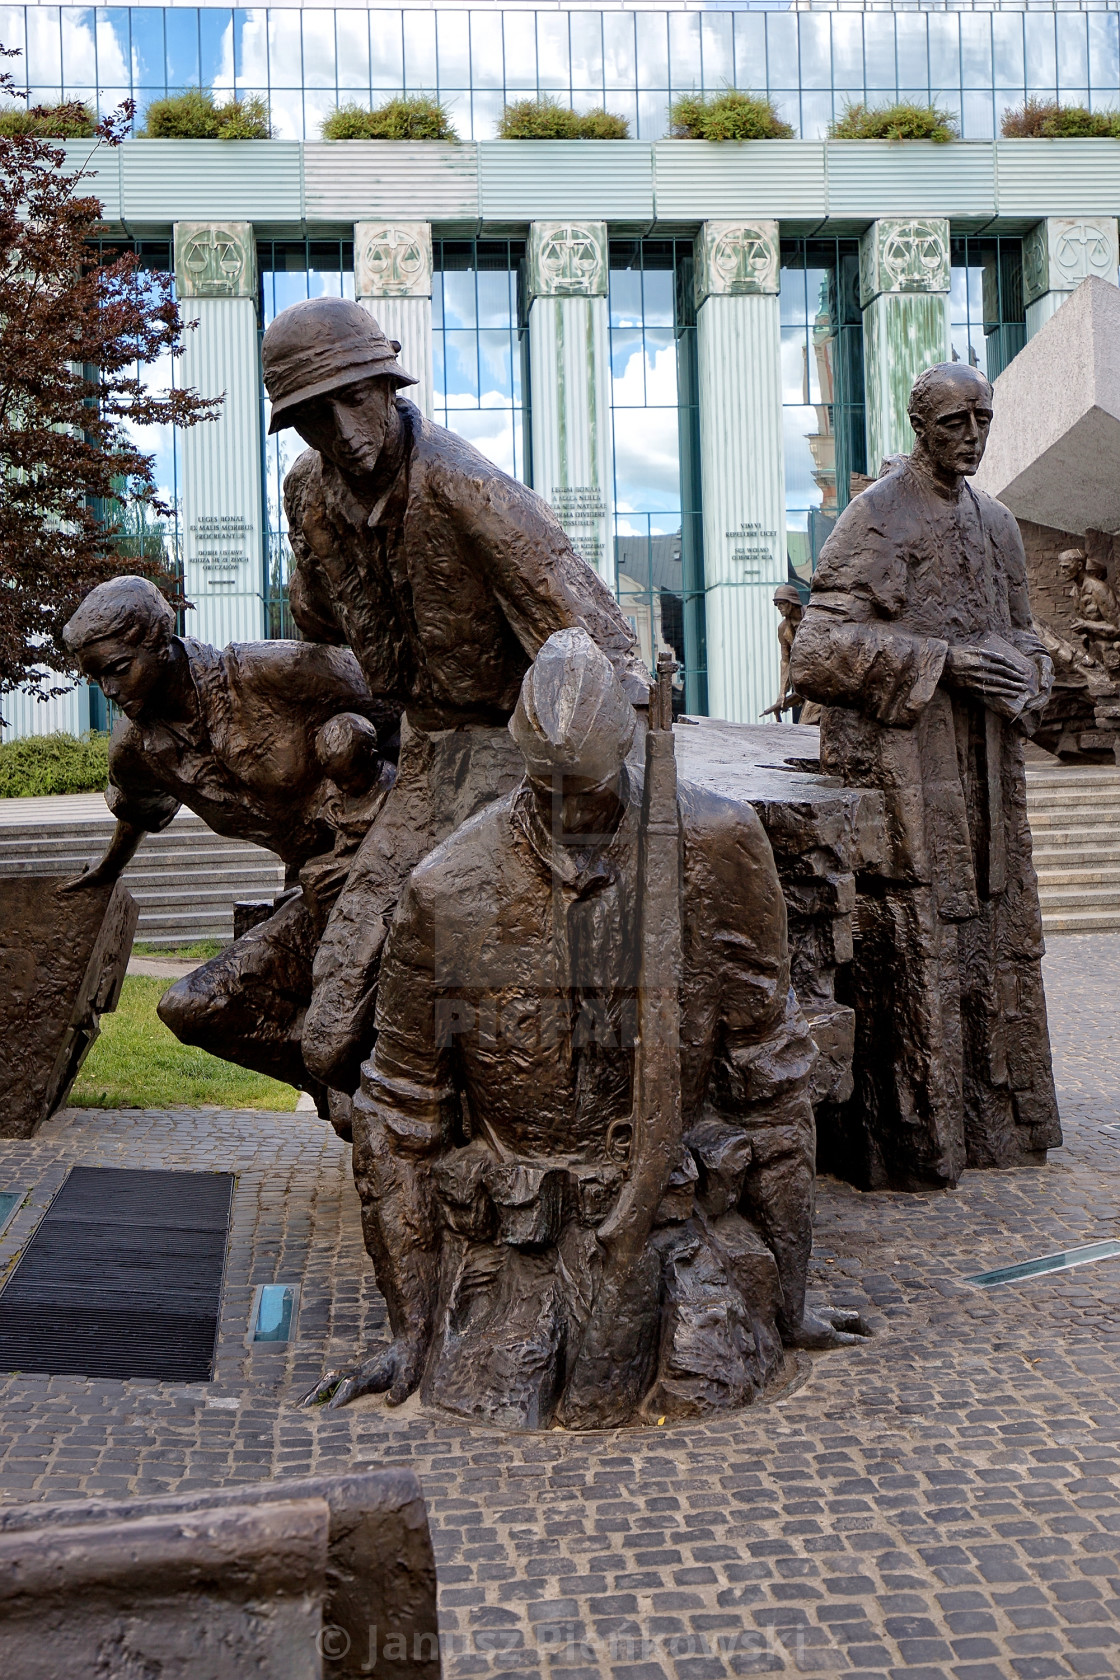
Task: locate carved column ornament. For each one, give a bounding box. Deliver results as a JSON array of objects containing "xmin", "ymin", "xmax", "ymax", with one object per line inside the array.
[
  {"xmin": 173, "ymin": 223, "xmax": 256, "ymax": 300},
  {"xmin": 1022, "ymin": 217, "xmax": 1120, "ymax": 306},
  {"xmin": 354, "ymin": 222, "xmax": 433, "ymax": 299},
  {"xmin": 694, "ymin": 221, "xmax": 780, "ymax": 307},
  {"xmin": 527, "ymin": 222, "xmax": 608, "ymax": 300},
  {"xmin": 859, "ymin": 218, "xmax": 951, "ymax": 307}
]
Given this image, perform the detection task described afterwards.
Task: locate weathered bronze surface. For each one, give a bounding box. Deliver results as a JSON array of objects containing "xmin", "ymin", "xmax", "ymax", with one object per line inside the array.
[
  {"xmin": 791, "ymin": 362, "xmax": 1062, "ymax": 1190},
  {"xmin": 0, "ymin": 876, "xmax": 136, "ymax": 1139},
  {"xmin": 301, "ymin": 630, "xmax": 868, "ymax": 1426}
]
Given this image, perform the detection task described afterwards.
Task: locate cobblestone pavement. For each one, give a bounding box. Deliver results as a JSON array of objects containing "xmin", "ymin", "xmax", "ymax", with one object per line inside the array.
[{"xmin": 2, "ymin": 935, "xmax": 1120, "ymax": 1677}]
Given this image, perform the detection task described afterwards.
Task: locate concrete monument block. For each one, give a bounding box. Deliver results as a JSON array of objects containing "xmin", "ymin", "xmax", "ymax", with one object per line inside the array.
[
  {"xmin": 0, "ymin": 876, "xmax": 137, "ymax": 1139},
  {"xmin": 974, "ymin": 275, "xmax": 1120, "ymax": 535}
]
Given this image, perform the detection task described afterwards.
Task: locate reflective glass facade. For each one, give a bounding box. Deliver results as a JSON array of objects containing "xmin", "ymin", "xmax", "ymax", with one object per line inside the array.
[
  {"xmin": 950, "ymin": 235, "xmax": 1027, "ymax": 384},
  {"xmin": 258, "ymin": 237, "xmax": 353, "ymax": 636},
  {"xmin": 4, "ymin": 5, "xmax": 1120, "ymax": 141},
  {"xmin": 432, "ymin": 238, "xmax": 528, "ymax": 485},
  {"xmin": 779, "ymin": 238, "xmax": 865, "ymax": 586},
  {"xmin": 609, "ymin": 238, "xmax": 704, "ymax": 715}
]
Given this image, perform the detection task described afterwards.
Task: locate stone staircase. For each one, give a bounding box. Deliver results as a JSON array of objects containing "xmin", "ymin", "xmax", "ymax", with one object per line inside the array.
[
  {"xmin": 0, "ymin": 794, "xmax": 284, "ymax": 946},
  {"xmin": 1027, "ymin": 764, "xmax": 1120, "ymax": 936}
]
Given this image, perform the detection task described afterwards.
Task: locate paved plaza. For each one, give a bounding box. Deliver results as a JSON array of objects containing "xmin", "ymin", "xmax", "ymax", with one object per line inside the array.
[{"xmin": 1, "ymin": 936, "xmax": 1120, "ymax": 1677}]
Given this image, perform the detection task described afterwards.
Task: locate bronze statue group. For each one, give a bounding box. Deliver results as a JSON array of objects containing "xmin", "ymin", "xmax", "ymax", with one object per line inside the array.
[{"xmin": 64, "ymin": 299, "xmax": 1059, "ymax": 1429}]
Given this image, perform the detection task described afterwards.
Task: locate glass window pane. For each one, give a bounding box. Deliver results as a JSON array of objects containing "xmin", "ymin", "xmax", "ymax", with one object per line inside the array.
[
  {"xmin": 1024, "ymin": 14, "xmax": 1057, "ymax": 95},
  {"xmin": 370, "ymin": 14, "xmax": 402, "ymax": 88},
  {"xmin": 237, "ymin": 10, "xmax": 267, "ymax": 90},
  {"xmin": 735, "ymin": 12, "xmax": 766, "ymax": 93},
  {"xmin": 700, "ymin": 13, "xmax": 732, "ymax": 91},
  {"xmin": 863, "ymin": 15, "xmax": 895, "ymax": 93},
  {"xmin": 503, "ymin": 13, "xmax": 536, "ymax": 86},
  {"xmin": 895, "ymin": 16, "xmax": 928, "ymax": 94},
  {"xmin": 642, "ymin": 273, "xmax": 674, "ymax": 329},
  {"xmin": 62, "ymin": 8, "xmax": 95, "ymax": 88},
  {"xmin": 928, "ymin": 15, "xmax": 960, "ymax": 90},
  {"xmin": 767, "ymin": 14, "xmax": 800, "ymax": 91},
  {"xmin": 26, "ymin": 5, "xmax": 63, "ymax": 87},
  {"xmin": 268, "ymin": 87, "xmax": 301, "ymax": 141},
  {"xmin": 603, "ymin": 13, "xmax": 634, "ymax": 92},
  {"xmin": 798, "ymin": 15, "xmax": 830, "ymax": 92},
  {"xmin": 0, "ymin": 7, "xmax": 26, "ymax": 58},
  {"xmin": 300, "ymin": 11, "xmax": 334, "ymax": 90},
  {"xmin": 470, "ymin": 12, "xmax": 502, "ymax": 91},
  {"xmin": 334, "ymin": 12, "xmax": 369, "ymax": 95},
  {"xmin": 992, "ymin": 14, "xmax": 1024, "ymax": 89},
  {"xmin": 959, "ymin": 15, "xmax": 992, "ymax": 92},
  {"xmin": 800, "ymin": 91, "xmax": 831, "ymax": 143},
  {"xmin": 636, "ymin": 12, "xmax": 667, "ymax": 90},
  {"xmin": 1057, "ymin": 14, "xmax": 1088, "ymax": 95},
  {"xmin": 403, "ymin": 10, "xmax": 436, "ymax": 89},
  {"xmin": 668, "ymin": 12, "xmax": 700, "ymax": 93},
  {"xmin": 1089, "ymin": 15, "xmax": 1120, "ymax": 103},
  {"xmin": 830, "ymin": 15, "xmax": 862, "ymax": 90},
  {"xmin": 200, "ymin": 9, "xmax": 233, "ymax": 91},
  {"xmin": 570, "ymin": 11, "xmax": 603, "ymax": 91},
  {"xmin": 441, "ymin": 269, "xmax": 477, "ymax": 330},
  {"xmin": 536, "ymin": 14, "xmax": 569, "ymax": 92},
  {"xmin": 437, "ymin": 10, "xmax": 469, "ymax": 88},
  {"xmin": 962, "ymin": 91, "xmax": 993, "ymax": 142}
]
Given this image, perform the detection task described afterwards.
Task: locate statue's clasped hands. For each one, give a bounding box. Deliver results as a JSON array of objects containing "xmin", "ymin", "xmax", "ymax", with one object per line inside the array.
[{"xmin": 944, "ymin": 642, "xmax": 1037, "ymax": 719}]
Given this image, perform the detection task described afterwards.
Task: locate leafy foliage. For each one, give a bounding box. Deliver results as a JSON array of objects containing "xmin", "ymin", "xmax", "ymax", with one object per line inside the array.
[
  {"xmin": 139, "ymin": 87, "xmax": 272, "ymax": 140},
  {"xmin": 0, "ymin": 47, "xmax": 219, "ymax": 704},
  {"xmin": 1001, "ymin": 98, "xmax": 1120, "ymax": 139},
  {"xmin": 321, "ymin": 95, "xmax": 457, "ymax": 141},
  {"xmin": 0, "ymin": 99, "xmax": 96, "ymax": 138},
  {"xmin": 670, "ymin": 90, "xmax": 794, "ymax": 142},
  {"xmin": 498, "ymin": 98, "xmax": 630, "ymax": 139},
  {"xmin": 829, "ymin": 101, "xmax": 957, "ymax": 144},
  {"xmin": 0, "ymin": 730, "xmax": 109, "ymax": 797}
]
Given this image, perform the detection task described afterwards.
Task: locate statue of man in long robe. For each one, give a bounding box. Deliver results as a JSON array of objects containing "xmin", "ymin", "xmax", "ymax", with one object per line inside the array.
[{"xmin": 790, "ymin": 362, "xmax": 1062, "ymax": 1190}]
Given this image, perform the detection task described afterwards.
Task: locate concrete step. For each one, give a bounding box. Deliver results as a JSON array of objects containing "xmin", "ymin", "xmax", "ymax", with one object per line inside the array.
[{"xmin": 1042, "ymin": 910, "xmax": 1120, "ymax": 934}]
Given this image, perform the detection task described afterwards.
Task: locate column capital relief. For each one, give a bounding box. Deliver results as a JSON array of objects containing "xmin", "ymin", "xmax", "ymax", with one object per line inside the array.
[
  {"xmin": 173, "ymin": 222, "xmax": 256, "ymax": 300},
  {"xmin": 694, "ymin": 220, "xmax": 780, "ymax": 306},
  {"xmin": 527, "ymin": 221, "xmax": 608, "ymax": 300},
  {"xmin": 354, "ymin": 221, "xmax": 433, "ymax": 299},
  {"xmin": 859, "ymin": 217, "xmax": 950, "ymax": 307},
  {"xmin": 1022, "ymin": 216, "xmax": 1119, "ymax": 305}
]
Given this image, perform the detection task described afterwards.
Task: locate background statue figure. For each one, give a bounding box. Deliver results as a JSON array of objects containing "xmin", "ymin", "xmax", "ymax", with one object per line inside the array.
[
  {"xmin": 302, "ymin": 629, "xmax": 867, "ymax": 1426},
  {"xmin": 761, "ymin": 584, "xmax": 820, "ymax": 725},
  {"xmin": 62, "ymin": 576, "xmax": 394, "ymax": 1118},
  {"xmin": 791, "ymin": 363, "xmax": 1061, "ymax": 1190}
]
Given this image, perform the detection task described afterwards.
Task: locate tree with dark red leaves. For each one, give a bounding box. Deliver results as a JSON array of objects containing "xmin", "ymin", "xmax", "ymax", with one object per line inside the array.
[{"xmin": 0, "ymin": 48, "xmax": 218, "ymax": 713}]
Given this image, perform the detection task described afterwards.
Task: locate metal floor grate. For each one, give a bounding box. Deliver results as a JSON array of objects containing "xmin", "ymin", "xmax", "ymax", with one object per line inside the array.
[{"xmin": 0, "ymin": 1167, "xmax": 234, "ymax": 1382}]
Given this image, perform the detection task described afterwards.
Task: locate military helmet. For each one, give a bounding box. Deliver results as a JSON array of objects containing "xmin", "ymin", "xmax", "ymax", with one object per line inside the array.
[
  {"xmin": 773, "ymin": 584, "xmax": 803, "ymax": 609},
  {"xmin": 510, "ymin": 628, "xmax": 636, "ymax": 788},
  {"xmin": 262, "ymin": 296, "xmax": 417, "ymax": 434}
]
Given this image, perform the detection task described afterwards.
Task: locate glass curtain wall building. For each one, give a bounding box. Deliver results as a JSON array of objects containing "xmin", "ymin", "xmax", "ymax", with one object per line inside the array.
[{"xmin": 4, "ymin": 6, "xmax": 1120, "ymax": 141}]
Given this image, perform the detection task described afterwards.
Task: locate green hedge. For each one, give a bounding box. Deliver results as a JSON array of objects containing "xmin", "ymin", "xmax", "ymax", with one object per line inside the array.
[
  {"xmin": 0, "ymin": 100, "xmax": 97, "ymax": 138},
  {"xmin": 321, "ymin": 95, "xmax": 457, "ymax": 141},
  {"xmin": 670, "ymin": 90, "xmax": 793, "ymax": 142},
  {"xmin": 0, "ymin": 731, "xmax": 110, "ymax": 798},
  {"xmin": 829, "ymin": 101, "xmax": 956, "ymax": 143},
  {"xmin": 497, "ymin": 98, "xmax": 629, "ymax": 139},
  {"xmin": 1001, "ymin": 98, "xmax": 1120, "ymax": 139},
  {"xmin": 139, "ymin": 88, "xmax": 272, "ymax": 140}
]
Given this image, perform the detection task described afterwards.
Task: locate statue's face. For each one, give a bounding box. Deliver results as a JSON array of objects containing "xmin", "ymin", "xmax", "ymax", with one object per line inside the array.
[
  {"xmin": 911, "ymin": 378, "xmax": 993, "ymax": 477},
  {"xmin": 1059, "ymin": 554, "xmax": 1084, "ymax": 583},
  {"xmin": 77, "ymin": 632, "xmax": 168, "ymax": 720},
  {"xmin": 288, "ymin": 376, "xmax": 395, "ymax": 477}
]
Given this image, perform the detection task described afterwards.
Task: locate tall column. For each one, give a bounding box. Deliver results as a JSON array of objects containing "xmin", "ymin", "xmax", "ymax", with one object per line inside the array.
[
  {"xmin": 526, "ymin": 222, "xmax": 614, "ymax": 588},
  {"xmin": 174, "ymin": 222, "xmax": 264, "ymax": 647},
  {"xmin": 1023, "ymin": 217, "xmax": 1120, "ymax": 338},
  {"xmin": 860, "ymin": 218, "xmax": 951, "ymax": 471},
  {"xmin": 354, "ymin": 222, "xmax": 434, "ymax": 418},
  {"xmin": 694, "ymin": 221, "xmax": 785, "ymax": 725}
]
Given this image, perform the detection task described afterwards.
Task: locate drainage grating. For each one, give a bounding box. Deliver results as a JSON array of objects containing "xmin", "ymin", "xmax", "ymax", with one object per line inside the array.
[{"xmin": 0, "ymin": 1167, "xmax": 234, "ymax": 1382}]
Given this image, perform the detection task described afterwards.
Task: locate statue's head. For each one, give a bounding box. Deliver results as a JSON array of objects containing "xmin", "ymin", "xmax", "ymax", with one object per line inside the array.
[
  {"xmin": 908, "ymin": 362, "xmax": 993, "ymax": 479},
  {"xmin": 62, "ymin": 576, "xmax": 176, "ymax": 721},
  {"xmin": 1085, "ymin": 554, "xmax": 1110, "ymax": 580},
  {"xmin": 510, "ymin": 628, "xmax": 636, "ymax": 798},
  {"xmin": 314, "ymin": 711, "xmax": 381, "ymax": 796},
  {"xmin": 262, "ymin": 297, "xmax": 418, "ymax": 476},
  {"xmin": 1059, "ymin": 548, "xmax": 1087, "ymax": 582},
  {"xmin": 773, "ymin": 583, "xmax": 803, "ymax": 622}
]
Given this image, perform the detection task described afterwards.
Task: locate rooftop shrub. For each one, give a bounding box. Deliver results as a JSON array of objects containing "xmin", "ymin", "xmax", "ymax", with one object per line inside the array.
[
  {"xmin": 829, "ymin": 100, "xmax": 957, "ymax": 143},
  {"xmin": 670, "ymin": 89, "xmax": 793, "ymax": 142},
  {"xmin": 0, "ymin": 100, "xmax": 97, "ymax": 138},
  {"xmin": 321, "ymin": 95, "xmax": 457, "ymax": 141},
  {"xmin": 139, "ymin": 88, "xmax": 272, "ymax": 140},
  {"xmin": 1001, "ymin": 98, "xmax": 1120, "ymax": 138},
  {"xmin": 498, "ymin": 97, "xmax": 629, "ymax": 139}
]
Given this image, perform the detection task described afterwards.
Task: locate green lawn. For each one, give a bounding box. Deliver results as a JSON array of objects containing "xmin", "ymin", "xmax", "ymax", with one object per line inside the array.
[{"xmin": 71, "ymin": 976, "xmax": 299, "ymax": 1111}]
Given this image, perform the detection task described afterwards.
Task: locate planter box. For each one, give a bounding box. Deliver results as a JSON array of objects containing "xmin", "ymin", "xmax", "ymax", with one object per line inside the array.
[
  {"xmin": 653, "ymin": 139, "xmax": 826, "ymax": 221},
  {"xmin": 478, "ymin": 140, "xmax": 653, "ymax": 222},
  {"xmin": 304, "ymin": 139, "xmax": 479, "ymax": 223},
  {"xmin": 995, "ymin": 137, "xmax": 1120, "ymax": 216},
  {"xmin": 119, "ymin": 140, "xmax": 302, "ymax": 226},
  {"xmin": 825, "ymin": 140, "xmax": 995, "ymax": 220}
]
